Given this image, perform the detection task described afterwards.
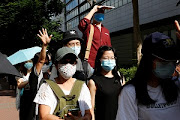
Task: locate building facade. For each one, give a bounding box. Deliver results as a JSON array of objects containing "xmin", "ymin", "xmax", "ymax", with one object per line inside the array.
[{"xmin": 62, "ymin": 0, "xmax": 180, "ymax": 66}]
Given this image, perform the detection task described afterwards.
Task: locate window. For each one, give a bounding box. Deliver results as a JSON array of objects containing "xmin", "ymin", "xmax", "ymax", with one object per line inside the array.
[
  {"xmin": 79, "ymin": 0, "xmax": 85, "ymax": 4},
  {"xmin": 66, "ymin": 8, "xmax": 79, "ymax": 21},
  {"xmin": 79, "ymin": 3, "xmax": 90, "ymax": 13},
  {"xmin": 65, "ymin": 0, "xmax": 70, "ymax": 3},
  {"xmin": 66, "ymin": 0, "xmax": 79, "ymax": 13},
  {"xmin": 123, "ymin": 0, "xmax": 128, "ymax": 4},
  {"xmin": 111, "ymin": 0, "xmax": 115, "ymax": 6},
  {"xmin": 66, "ymin": 17, "xmax": 79, "ymax": 30},
  {"xmin": 106, "ymin": 0, "xmax": 110, "ymax": 6},
  {"xmin": 119, "ymin": 0, "xmax": 123, "ymax": 6},
  {"xmin": 114, "ymin": 0, "xmax": 119, "ymax": 8}
]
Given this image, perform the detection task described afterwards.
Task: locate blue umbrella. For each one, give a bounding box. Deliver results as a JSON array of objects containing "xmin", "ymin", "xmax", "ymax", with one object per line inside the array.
[{"xmin": 7, "ymin": 46, "xmax": 42, "ymax": 65}]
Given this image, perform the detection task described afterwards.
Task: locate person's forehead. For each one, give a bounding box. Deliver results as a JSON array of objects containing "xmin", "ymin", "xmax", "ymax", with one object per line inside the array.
[
  {"xmin": 97, "ymin": 8, "xmax": 104, "ymax": 13},
  {"xmin": 102, "ymin": 50, "xmax": 114, "ymax": 56},
  {"xmin": 68, "ymin": 39, "xmax": 80, "ymax": 43}
]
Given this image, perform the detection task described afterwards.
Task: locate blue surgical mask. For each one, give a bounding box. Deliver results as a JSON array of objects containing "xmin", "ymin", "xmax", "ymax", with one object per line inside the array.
[
  {"xmin": 71, "ymin": 46, "xmax": 81, "ymax": 56},
  {"xmin": 101, "ymin": 60, "xmax": 116, "ymax": 71},
  {"xmin": 24, "ymin": 62, "xmax": 33, "ymax": 70},
  {"xmin": 94, "ymin": 13, "xmax": 104, "ymax": 22},
  {"xmin": 153, "ymin": 61, "xmax": 175, "ymax": 79}
]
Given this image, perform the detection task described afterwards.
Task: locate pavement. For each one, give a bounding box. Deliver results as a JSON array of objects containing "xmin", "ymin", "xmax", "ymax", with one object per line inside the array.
[{"xmin": 0, "ymin": 90, "xmax": 19, "ymax": 120}]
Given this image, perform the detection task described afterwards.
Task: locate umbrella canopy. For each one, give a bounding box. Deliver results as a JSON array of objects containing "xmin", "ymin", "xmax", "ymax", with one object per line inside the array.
[
  {"xmin": 7, "ymin": 46, "xmax": 42, "ymax": 65},
  {"xmin": 0, "ymin": 52, "xmax": 22, "ymax": 77}
]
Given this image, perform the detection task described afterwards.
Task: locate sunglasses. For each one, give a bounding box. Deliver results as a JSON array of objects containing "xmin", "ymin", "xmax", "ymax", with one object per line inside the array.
[{"xmin": 60, "ymin": 59, "xmax": 77, "ymax": 65}]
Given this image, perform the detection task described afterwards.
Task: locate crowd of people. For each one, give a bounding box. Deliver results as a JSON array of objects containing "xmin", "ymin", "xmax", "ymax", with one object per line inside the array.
[{"xmin": 6, "ymin": 5, "xmax": 180, "ymax": 120}]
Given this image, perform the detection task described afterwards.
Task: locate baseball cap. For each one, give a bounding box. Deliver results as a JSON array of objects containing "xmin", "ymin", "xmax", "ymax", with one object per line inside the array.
[
  {"xmin": 61, "ymin": 30, "xmax": 83, "ymax": 45},
  {"xmin": 55, "ymin": 47, "xmax": 77, "ymax": 62},
  {"xmin": 141, "ymin": 32, "xmax": 180, "ymax": 61}
]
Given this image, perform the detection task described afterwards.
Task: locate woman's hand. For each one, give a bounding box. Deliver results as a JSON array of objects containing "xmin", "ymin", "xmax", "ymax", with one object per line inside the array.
[
  {"xmin": 175, "ymin": 20, "xmax": 180, "ymax": 40},
  {"xmin": 64, "ymin": 111, "xmax": 82, "ymax": 120},
  {"xmin": 37, "ymin": 28, "xmax": 52, "ymax": 46}
]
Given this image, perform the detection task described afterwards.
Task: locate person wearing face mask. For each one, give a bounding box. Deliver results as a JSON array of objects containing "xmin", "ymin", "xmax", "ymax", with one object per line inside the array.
[
  {"xmin": 88, "ymin": 46, "xmax": 123, "ymax": 120},
  {"xmin": 116, "ymin": 32, "xmax": 180, "ymax": 120},
  {"xmin": 50, "ymin": 30, "xmax": 93, "ymax": 82},
  {"xmin": 78, "ymin": 5, "xmax": 113, "ymax": 69},
  {"xmin": 34, "ymin": 47, "xmax": 92, "ymax": 120},
  {"xmin": 15, "ymin": 28, "xmax": 52, "ymax": 120},
  {"xmin": 15, "ymin": 60, "xmax": 33, "ymax": 110},
  {"xmin": 41, "ymin": 52, "xmax": 53, "ymax": 79}
]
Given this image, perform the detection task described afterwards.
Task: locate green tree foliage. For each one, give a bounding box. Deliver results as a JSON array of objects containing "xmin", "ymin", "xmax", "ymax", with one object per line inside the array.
[
  {"xmin": 119, "ymin": 66, "xmax": 137, "ymax": 82},
  {"xmin": 0, "ymin": 0, "xmax": 64, "ymax": 55}
]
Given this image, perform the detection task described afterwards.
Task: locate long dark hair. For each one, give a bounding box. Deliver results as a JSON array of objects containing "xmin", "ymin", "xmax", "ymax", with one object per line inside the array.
[
  {"xmin": 94, "ymin": 46, "xmax": 122, "ymax": 81},
  {"xmin": 127, "ymin": 54, "xmax": 179, "ymax": 105}
]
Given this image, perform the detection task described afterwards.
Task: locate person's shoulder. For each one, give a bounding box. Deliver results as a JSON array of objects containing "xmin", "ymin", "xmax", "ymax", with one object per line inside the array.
[
  {"xmin": 38, "ymin": 82, "xmax": 51, "ymax": 92},
  {"xmin": 122, "ymin": 84, "xmax": 136, "ymax": 95},
  {"xmin": 91, "ymin": 74, "xmax": 101, "ymax": 79}
]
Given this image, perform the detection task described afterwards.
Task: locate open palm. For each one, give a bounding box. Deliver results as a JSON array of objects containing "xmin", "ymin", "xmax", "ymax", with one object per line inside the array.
[{"xmin": 37, "ymin": 28, "xmax": 52, "ymax": 45}]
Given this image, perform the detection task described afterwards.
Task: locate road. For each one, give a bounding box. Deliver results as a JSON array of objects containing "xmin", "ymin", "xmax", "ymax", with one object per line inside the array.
[{"xmin": 0, "ymin": 90, "xmax": 19, "ymax": 120}]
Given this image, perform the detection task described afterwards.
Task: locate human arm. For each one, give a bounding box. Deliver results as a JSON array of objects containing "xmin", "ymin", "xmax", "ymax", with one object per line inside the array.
[
  {"xmin": 39, "ymin": 104, "xmax": 63, "ymax": 120},
  {"xmin": 78, "ymin": 5, "xmax": 103, "ymax": 33},
  {"xmin": 84, "ymin": 5, "xmax": 103, "ymax": 20},
  {"xmin": 36, "ymin": 28, "xmax": 52, "ymax": 75},
  {"xmin": 175, "ymin": 20, "xmax": 180, "ymax": 40},
  {"xmin": 16, "ymin": 77, "xmax": 29, "ymax": 89},
  {"xmin": 87, "ymin": 79, "xmax": 97, "ymax": 120},
  {"xmin": 115, "ymin": 85, "xmax": 138, "ymax": 120},
  {"xmin": 34, "ymin": 83, "xmax": 61, "ymax": 119}
]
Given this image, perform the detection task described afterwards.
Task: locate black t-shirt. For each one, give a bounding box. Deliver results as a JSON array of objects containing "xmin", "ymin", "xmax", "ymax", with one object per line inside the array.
[{"xmin": 92, "ymin": 74, "xmax": 121, "ymax": 120}]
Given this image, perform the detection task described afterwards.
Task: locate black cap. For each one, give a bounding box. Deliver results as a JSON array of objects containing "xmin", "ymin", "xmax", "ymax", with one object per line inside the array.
[
  {"xmin": 141, "ymin": 32, "xmax": 180, "ymax": 61},
  {"xmin": 61, "ymin": 30, "xmax": 83, "ymax": 45}
]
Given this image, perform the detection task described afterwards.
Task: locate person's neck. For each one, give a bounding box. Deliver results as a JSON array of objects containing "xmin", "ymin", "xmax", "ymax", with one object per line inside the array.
[
  {"xmin": 27, "ymin": 69, "xmax": 31, "ymax": 74},
  {"xmin": 147, "ymin": 74, "xmax": 160, "ymax": 88},
  {"xmin": 101, "ymin": 69, "xmax": 114, "ymax": 78},
  {"xmin": 55, "ymin": 75, "xmax": 74, "ymax": 84},
  {"xmin": 93, "ymin": 21, "xmax": 102, "ymax": 30}
]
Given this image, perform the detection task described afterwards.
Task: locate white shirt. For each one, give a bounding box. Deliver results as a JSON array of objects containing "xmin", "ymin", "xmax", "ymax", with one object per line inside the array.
[
  {"xmin": 34, "ymin": 79, "xmax": 92, "ymax": 116},
  {"xmin": 116, "ymin": 83, "xmax": 180, "ymax": 120}
]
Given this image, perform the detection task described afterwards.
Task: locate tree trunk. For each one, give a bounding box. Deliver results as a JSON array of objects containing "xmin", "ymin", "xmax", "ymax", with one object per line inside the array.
[{"xmin": 132, "ymin": 0, "xmax": 142, "ymax": 65}]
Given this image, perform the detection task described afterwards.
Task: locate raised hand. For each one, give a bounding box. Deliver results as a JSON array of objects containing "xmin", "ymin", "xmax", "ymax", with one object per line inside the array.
[
  {"xmin": 37, "ymin": 28, "xmax": 52, "ymax": 46},
  {"xmin": 92, "ymin": 5, "xmax": 103, "ymax": 13},
  {"xmin": 175, "ymin": 20, "xmax": 180, "ymax": 40}
]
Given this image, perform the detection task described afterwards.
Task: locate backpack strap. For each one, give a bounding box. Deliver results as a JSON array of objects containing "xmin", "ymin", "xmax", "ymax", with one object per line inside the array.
[
  {"xmin": 45, "ymin": 79, "xmax": 84, "ymax": 117},
  {"xmin": 69, "ymin": 80, "xmax": 84, "ymax": 103},
  {"xmin": 45, "ymin": 79, "xmax": 65, "ymax": 99},
  {"xmin": 45, "ymin": 79, "xmax": 65, "ymax": 116}
]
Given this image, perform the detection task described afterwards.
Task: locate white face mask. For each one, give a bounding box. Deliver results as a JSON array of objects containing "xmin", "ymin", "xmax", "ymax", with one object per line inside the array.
[
  {"xmin": 58, "ymin": 63, "xmax": 76, "ymax": 79},
  {"xmin": 42, "ymin": 64, "xmax": 50, "ymax": 73}
]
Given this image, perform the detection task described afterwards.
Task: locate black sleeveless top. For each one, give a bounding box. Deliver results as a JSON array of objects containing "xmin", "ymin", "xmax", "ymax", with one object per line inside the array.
[{"xmin": 92, "ymin": 74, "xmax": 121, "ymax": 120}]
